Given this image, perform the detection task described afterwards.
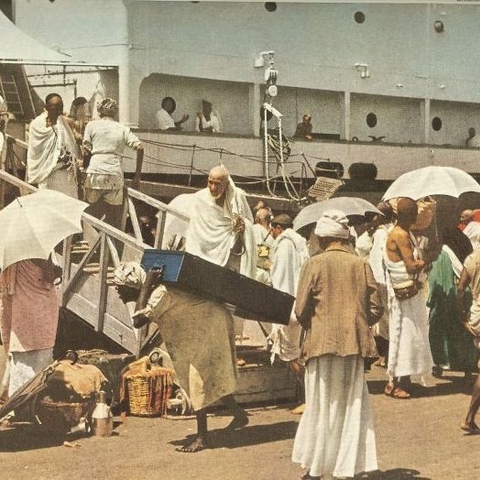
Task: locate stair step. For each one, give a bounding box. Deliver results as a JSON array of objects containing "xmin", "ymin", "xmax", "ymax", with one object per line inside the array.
[
  {"xmin": 71, "ymin": 247, "xmax": 90, "ymax": 253},
  {"xmin": 83, "ymin": 264, "xmax": 116, "ymax": 274}
]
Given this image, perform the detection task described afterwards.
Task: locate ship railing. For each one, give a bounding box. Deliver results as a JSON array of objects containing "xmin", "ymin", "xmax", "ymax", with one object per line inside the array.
[{"xmin": 138, "ymin": 135, "xmax": 318, "ymax": 201}]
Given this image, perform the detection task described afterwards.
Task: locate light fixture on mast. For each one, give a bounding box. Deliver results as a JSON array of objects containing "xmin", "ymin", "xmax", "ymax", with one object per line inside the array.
[{"xmin": 264, "ymin": 52, "xmax": 278, "ymax": 98}]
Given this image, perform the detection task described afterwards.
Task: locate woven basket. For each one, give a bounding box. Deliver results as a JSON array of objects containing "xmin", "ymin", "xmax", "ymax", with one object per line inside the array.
[
  {"xmin": 126, "ymin": 366, "xmax": 174, "ymax": 417},
  {"xmin": 389, "ymin": 197, "xmax": 437, "ymax": 232}
]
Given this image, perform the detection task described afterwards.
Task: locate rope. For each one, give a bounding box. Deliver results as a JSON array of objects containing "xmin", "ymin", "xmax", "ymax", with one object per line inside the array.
[
  {"xmin": 136, "ymin": 135, "xmax": 320, "ymax": 199},
  {"xmin": 265, "ymin": 130, "xmax": 300, "ymax": 201}
]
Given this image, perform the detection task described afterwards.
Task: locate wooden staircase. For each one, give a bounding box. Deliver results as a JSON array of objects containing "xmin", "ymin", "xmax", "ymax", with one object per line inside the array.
[{"xmin": 0, "ymin": 64, "xmax": 37, "ymax": 120}]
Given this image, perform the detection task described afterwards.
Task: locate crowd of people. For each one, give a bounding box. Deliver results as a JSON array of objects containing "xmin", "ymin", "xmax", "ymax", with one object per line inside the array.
[{"xmin": 4, "ymin": 92, "xmax": 480, "ymax": 478}]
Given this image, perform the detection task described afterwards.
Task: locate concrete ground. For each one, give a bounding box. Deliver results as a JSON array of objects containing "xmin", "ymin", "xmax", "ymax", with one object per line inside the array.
[{"xmin": 0, "ymin": 354, "xmax": 479, "ymax": 480}]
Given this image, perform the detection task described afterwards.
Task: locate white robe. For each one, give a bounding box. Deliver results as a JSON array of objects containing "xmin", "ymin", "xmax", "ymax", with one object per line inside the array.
[
  {"xmin": 463, "ymin": 221, "xmax": 480, "ymax": 250},
  {"xmin": 195, "ymin": 112, "xmax": 221, "ymax": 133},
  {"xmin": 355, "ymin": 230, "xmax": 374, "ymax": 260},
  {"xmin": 252, "ymin": 223, "xmax": 274, "ymax": 249},
  {"xmin": 368, "ymin": 226, "xmax": 392, "ymax": 341},
  {"xmin": 184, "ymin": 180, "xmax": 256, "ymax": 278},
  {"xmin": 384, "ymin": 250, "xmax": 433, "ymax": 378},
  {"xmin": 268, "ymin": 228, "xmax": 309, "ymax": 362},
  {"xmin": 292, "ymin": 355, "xmax": 377, "ymax": 478},
  {"xmin": 27, "ymin": 113, "xmax": 79, "ymax": 198}
]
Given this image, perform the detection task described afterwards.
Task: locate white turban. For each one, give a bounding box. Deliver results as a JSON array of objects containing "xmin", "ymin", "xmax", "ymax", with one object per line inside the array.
[
  {"xmin": 113, "ymin": 262, "xmax": 146, "ymax": 289},
  {"xmin": 314, "ymin": 209, "xmax": 350, "ymax": 239}
]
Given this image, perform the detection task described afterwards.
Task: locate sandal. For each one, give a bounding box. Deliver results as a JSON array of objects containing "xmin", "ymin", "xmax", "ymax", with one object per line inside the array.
[
  {"xmin": 384, "ymin": 384, "xmax": 410, "ymax": 399},
  {"xmin": 391, "ymin": 387, "xmax": 410, "ymax": 399}
]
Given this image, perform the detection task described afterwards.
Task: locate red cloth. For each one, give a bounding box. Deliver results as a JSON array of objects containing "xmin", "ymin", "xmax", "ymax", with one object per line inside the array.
[
  {"xmin": 458, "ymin": 210, "xmax": 480, "ymax": 231},
  {"xmin": 1, "ymin": 260, "xmax": 59, "ymax": 353}
]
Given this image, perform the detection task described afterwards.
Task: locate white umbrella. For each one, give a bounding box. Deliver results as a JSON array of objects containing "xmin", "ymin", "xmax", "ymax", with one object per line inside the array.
[
  {"xmin": 382, "ymin": 166, "xmax": 480, "ymax": 201},
  {"xmin": 293, "ymin": 197, "xmax": 382, "ymax": 231},
  {"xmin": 160, "ymin": 193, "xmax": 191, "ymax": 249},
  {"xmin": 0, "ymin": 190, "xmax": 88, "ymax": 270}
]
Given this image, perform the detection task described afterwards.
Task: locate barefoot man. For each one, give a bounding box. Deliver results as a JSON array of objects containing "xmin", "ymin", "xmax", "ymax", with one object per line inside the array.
[{"xmin": 114, "ymin": 261, "xmax": 249, "ymax": 454}]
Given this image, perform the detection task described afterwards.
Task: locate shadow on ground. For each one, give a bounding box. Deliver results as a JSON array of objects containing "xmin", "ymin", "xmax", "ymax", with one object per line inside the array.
[
  {"xmin": 0, "ymin": 424, "xmax": 66, "ymax": 451},
  {"xmin": 359, "ymin": 468, "xmax": 431, "ymax": 479},
  {"xmin": 170, "ymin": 420, "xmax": 298, "ymax": 450},
  {"xmin": 367, "ymin": 377, "xmax": 473, "ymax": 398}
]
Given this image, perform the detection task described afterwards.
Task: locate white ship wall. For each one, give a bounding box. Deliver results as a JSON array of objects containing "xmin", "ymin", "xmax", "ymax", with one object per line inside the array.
[{"xmin": 12, "ymin": 1, "xmax": 480, "ymax": 146}]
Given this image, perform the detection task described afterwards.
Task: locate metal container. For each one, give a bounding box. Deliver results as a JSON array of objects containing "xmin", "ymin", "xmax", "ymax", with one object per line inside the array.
[{"xmin": 91, "ymin": 391, "xmax": 113, "ymax": 437}]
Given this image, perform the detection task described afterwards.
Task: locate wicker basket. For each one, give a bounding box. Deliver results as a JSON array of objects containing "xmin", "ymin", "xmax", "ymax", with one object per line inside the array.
[
  {"xmin": 126, "ymin": 366, "xmax": 174, "ymax": 417},
  {"xmin": 389, "ymin": 197, "xmax": 437, "ymax": 232}
]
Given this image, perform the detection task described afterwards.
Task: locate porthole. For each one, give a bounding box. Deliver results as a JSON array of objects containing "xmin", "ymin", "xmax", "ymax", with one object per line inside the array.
[
  {"xmin": 265, "ymin": 2, "xmax": 277, "ymax": 12},
  {"xmin": 354, "ymin": 11, "xmax": 365, "ymax": 24},
  {"xmin": 432, "ymin": 117, "xmax": 442, "ymax": 131},
  {"xmin": 366, "ymin": 113, "xmax": 377, "ymax": 128},
  {"xmin": 434, "ymin": 21, "xmax": 444, "ymax": 33}
]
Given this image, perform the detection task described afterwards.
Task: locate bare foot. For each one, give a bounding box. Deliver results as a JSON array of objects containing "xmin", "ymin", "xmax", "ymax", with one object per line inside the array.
[
  {"xmin": 291, "ymin": 403, "xmax": 305, "ymax": 415},
  {"xmin": 176, "ymin": 437, "xmax": 207, "ymax": 453},
  {"xmin": 226, "ymin": 412, "xmax": 249, "ymax": 430},
  {"xmin": 461, "ymin": 422, "xmax": 480, "ymax": 434},
  {"xmin": 236, "ymin": 358, "xmax": 246, "ymax": 367},
  {"xmin": 0, "ymin": 419, "xmax": 14, "ymax": 431}
]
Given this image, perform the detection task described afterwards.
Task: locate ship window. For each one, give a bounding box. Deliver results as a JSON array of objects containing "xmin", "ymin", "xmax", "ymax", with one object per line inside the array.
[
  {"xmin": 265, "ymin": 2, "xmax": 277, "ymax": 12},
  {"xmin": 354, "ymin": 11, "xmax": 365, "ymax": 24},
  {"xmin": 432, "ymin": 117, "xmax": 442, "ymax": 131},
  {"xmin": 434, "ymin": 21, "xmax": 444, "ymax": 33},
  {"xmin": 366, "ymin": 113, "xmax": 377, "ymax": 128}
]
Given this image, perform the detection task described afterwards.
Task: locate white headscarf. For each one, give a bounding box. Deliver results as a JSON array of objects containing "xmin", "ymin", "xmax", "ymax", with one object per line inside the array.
[
  {"xmin": 113, "ymin": 262, "xmax": 146, "ymax": 289},
  {"xmin": 314, "ymin": 209, "xmax": 350, "ymax": 239}
]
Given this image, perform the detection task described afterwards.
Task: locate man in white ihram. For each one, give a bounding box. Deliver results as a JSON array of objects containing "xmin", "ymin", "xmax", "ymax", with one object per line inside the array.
[
  {"xmin": 184, "ymin": 165, "xmax": 257, "ymax": 278},
  {"xmin": 26, "ymin": 93, "xmax": 79, "ymax": 198},
  {"xmin": 267, "ymin": 214, "xmax": 309, "ymax": 360}
]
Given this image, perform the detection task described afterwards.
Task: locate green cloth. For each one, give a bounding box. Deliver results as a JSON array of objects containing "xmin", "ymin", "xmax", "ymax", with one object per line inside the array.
[{"xmin": 427, "ymin": 250, "xmax": 478, "ymax": 372}]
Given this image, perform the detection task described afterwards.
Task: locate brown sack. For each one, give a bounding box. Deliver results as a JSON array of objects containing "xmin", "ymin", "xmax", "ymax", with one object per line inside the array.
[{"xmin": 46, "ymin": 360, "xmax": 108, "ymax": 400}]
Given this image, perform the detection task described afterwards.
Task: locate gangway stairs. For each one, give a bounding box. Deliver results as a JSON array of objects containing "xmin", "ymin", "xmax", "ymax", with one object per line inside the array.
[
  {"xmin": 0, "ymin": 149, "xmax": 299, "ymax": 404},
  {"xmin": 0, "ymin": 66, "xmax": 36, "ymax": 120},
  {"xmin": 0, "ymin": 74, "xmax": 24, "ymax": 118},
  {"xmin": 0, "ymin": 169, "xmax": 189, "ymax": 357}
]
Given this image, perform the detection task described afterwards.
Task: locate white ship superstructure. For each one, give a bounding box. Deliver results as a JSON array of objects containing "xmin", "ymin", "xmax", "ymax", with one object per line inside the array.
[{"xmin": 4, "ymin": 1, "xmax": 480, "ymax": 187}]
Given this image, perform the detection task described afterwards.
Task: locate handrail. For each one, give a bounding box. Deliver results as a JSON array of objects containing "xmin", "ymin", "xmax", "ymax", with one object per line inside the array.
[
  {"xmin": 5, "ymin": 134, "xmax": 28, "ymax": 149},
  {"xmin": 1, "ymin": 135, "xmax": 191, "ymax": 249},
  {"xmin": 0, "ymin": 138, "xmax": 195, "ymax": 355}
]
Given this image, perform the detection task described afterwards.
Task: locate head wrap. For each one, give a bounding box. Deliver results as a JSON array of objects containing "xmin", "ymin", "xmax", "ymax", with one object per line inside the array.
[
  {"xmin": 314, "ymin": 209, "xmax": 350, "ymax": 239},
  {"xmin": 113, "ymin": 262, "xmax": 146, "ymax": 289},
  {"xmin": 271, "ymin": 214, "xmax": 293, "ymax": 228},
  {"xmin": 97, "ymin": 98, "xmax": 119, "ymax": 117}
]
